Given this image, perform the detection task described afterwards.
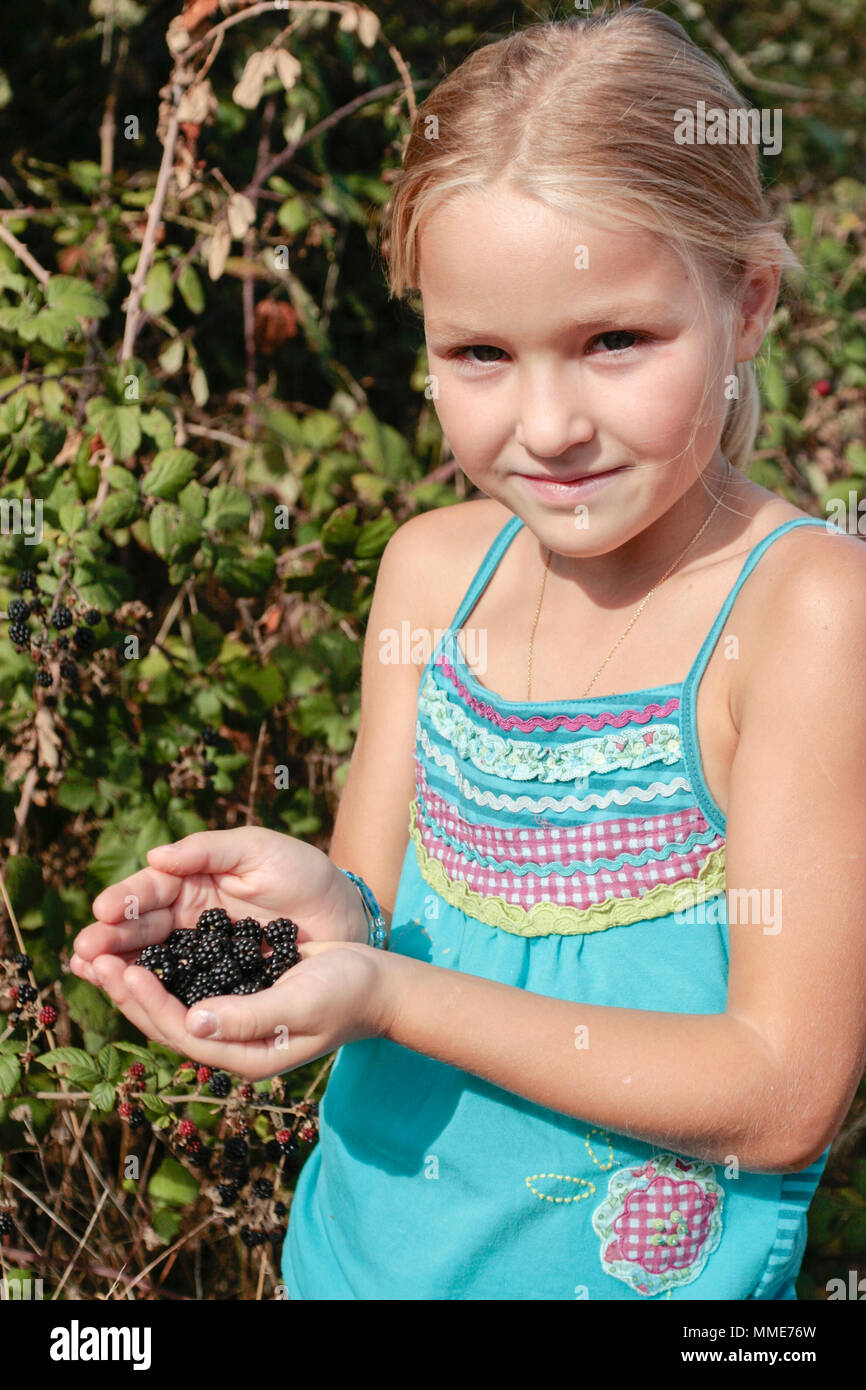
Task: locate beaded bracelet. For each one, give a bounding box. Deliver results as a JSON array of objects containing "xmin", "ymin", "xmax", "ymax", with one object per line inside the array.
[{"xmin": 337, "ymin": 868, "xmax": 389, "ymax": 950}]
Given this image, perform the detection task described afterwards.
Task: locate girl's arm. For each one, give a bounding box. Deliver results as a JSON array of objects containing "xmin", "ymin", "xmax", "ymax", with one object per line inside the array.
[{"xmin": 375, "ymin": 532, "xmax": 866, "ymax": 1174}]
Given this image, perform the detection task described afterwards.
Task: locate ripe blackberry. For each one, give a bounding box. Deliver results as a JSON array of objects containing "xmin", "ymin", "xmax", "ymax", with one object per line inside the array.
[
  {"xmin": 17, "ymin": 983, "xmax": 37, "ymax": 1003},
  {"xmin": 208, "ymin": 1071, "xmax": 231, "ymax": 1098},
  {"xmin": 15, "ymin": 568, "xmax": 36, "ymax": 591},
  {"xmin": 73, "ymin": 627, "xmax": 95, "ymax": 652},
  {"xmin": 252, "ymin": 1177, "xmax": 273, "ymax": 1199},
  {"xmin": 216, "ymin": 1182, "xmax": 238, "ymax": 1206},
  {"xmin": 263, "ymin": 1139, "xmax": 281, "ymax": 1162},
  {"xmin": 12, "ymin": 953, "xmax": 32, "ymax": 973},
  {"xmin": 224, "ymin": 1136, "xmax": 248, "ymax": 1164},
  {"xmin": 56, "ymin": 634, "xmax": 69, "ymax": 649},
  {"xmin": 187, "ymin": 1141, "xmax": 210, "ymax": 1168},
  {"xmin": 52, "ymin": 605, "xmax": 73, "ymax": 630},
  {"xmin": 84, "ymin": 608, "xmax": 101, "ymax": 626},
  {"xmin": 240, "ymin": 1226, "xmax": 265, "ymax": 1248},
  {"xmin": 267, "ymin": 1228, "xmax": 284, "ymax": 1247},
  {"xmin": 264, "ymin": 918, "xmax": 298, "ymax": 947},
  {"xmin": 186, "ymin": 976, "xmax": 219, "ymax": 1006},
  {"xmin": 201, "ymin": 726, "xmax": 220, "ymax": 746},
  {"xmin": 209, "ymin": 957, "xmax": 241, "ymax": 993},
  {"xmin": 35, "ymin": 669, "xmax": 52, "ymax": 687},
  {"xmin": 166, "ymin": 928, "xmax": 197, "ymax": 958},
  {"xmin": 0, "ymin": 1212, "xmax": 14, "ymax": 1236},
  {"xmin": 274, "ymin": 1201, "xmax": 287, "ymax": 1218},
  {"xmin": 137, "ymin": 943, "xmax": 170, "ymax": 970},
  {"xmin": 39, "ymin": 1005, "xmax": 57, "ymax": 1026},
  {"xmin": 196, "ymin": 907, "xmax": 232, "ymax": 933},
  {"xmin": 9, "ymin": 620, "xmax": 31, "ymax": 646},
  {"xmin": 128, "ymin": 1108, "xmax": 146, "ymax": 1130},
  {"xmin": 7, "ymin": 598, "xmax": 29, "ymax": 621},
  {"xmin": 59, "ymin": 658, "xmax": 79, "ymax": 681},
  {"xmin": 195, "ymin": 934, "xmax": 230, "ymax": 969},
  {"xmin": 231, "ymin": 935, "xmax": 262, "ymax": 977},
  {"xmin": 231, "ymin": 978, "xmax": 260, "ymax": 995},
  {"xmin": 28, "ymin": 596, "xmax": 44, "ymax": 614}
]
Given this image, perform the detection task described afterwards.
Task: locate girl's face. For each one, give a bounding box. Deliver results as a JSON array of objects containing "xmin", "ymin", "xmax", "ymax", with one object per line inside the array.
[{"xmin": 418, "ymin": 181, "xmax": 748, "ymax": 570}]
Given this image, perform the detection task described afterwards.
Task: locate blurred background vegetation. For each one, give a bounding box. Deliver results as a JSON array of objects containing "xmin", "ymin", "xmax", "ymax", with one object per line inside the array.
[{"xmin": 0, "ymin": 0, "xmax": 863, "ymax": 1300}]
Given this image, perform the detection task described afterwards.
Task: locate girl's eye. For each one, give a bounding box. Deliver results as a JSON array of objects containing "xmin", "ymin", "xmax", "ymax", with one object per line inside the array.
[{"xmin": 448, "ymin": 330, "xmax": 647, "ymax": 372}]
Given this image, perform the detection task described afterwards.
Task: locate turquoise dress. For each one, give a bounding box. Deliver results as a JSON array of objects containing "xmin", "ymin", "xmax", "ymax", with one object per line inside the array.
[{"xmin": 282, "ymin": 514, "xmax": 835, "ymax": 1300}]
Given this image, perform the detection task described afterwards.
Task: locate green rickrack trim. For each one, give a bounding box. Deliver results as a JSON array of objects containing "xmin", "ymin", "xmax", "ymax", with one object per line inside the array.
[{"xmin": 408, "ymin": 798, "xmax": 726, "ymax": 937}]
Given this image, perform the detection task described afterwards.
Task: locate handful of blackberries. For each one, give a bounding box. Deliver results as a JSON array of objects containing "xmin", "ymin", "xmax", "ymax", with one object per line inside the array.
[{"xmin": 135, "ymin": 909, "xmax": 300, "ymax": 1007}]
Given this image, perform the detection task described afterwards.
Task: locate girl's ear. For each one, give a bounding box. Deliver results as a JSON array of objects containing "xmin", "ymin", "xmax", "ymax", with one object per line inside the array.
[{"xmin": 732, "ymin": 264, "xmax": 782, "ymax": 363}]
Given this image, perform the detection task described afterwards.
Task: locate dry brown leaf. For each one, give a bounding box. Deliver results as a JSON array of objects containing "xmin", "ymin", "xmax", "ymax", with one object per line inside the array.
[
  {"xmin": 226, "ymin": 192, "xmax": 256, "ymax": 240},
  {"xmin": 177, "ymin": 79, "xmax": 218, "ymax": 126},
  {"xmin": 207, "ymin": 219, "xmax": 231, "ymax": 281},
  {"xmin": 233, "ymin": 50, "xmax": 275, "ymax": 110},
  {"xmin": 179, "ymin": 0, "xmax": 220, "ymax": 31},
  {"xmin": 274, "ymin": 48, "xmax": 302, "ymax": 90},
  {"xmin": 34, "ymin": 706, "xmax": 62, "ymax": 771}
]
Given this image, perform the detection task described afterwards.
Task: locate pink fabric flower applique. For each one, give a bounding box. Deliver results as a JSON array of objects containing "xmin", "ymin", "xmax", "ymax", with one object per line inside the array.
[{"xmin": 592, "ymin": 1153, "xmax": 724, "ymax": 1296}]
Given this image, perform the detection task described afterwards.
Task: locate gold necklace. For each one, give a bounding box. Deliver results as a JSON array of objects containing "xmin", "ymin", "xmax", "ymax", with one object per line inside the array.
[{"xmin": 527, "ymin": 461, "xmax": 733, "ymax": 701}]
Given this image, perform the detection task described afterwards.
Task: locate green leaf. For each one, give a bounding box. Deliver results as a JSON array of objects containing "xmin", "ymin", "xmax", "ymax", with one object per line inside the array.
[
  {"xmin": 204, "ymin": 484, "xmax": 252, "ymax": 532},
  {"xmin": 354, "ymin": 513, "xmax": 396, "ymax": 558},
  {"xmin": 90, "ymin": 1079, "xmax": 117, "ymax": 1112},
  {"xmin": 177, "ymin": 479, "xmax": 206, "ymax": 520},
  {"xmin": 148, "ymin": 502, "xmax": 202, "ymax": 561},
  {"xmin": 148, "ymin": 1156, "xmax": 200, "ymax": 1207},
  {"xmin": 100, "ymin": 489, "xmax": 142, "ymax": 529},
  {"xmin": 320, "ymin": 504, "xmax": 359, "ymax": 554},
  {"xmin": 58, "ymin": 501, "xmax": 86, "ymax": 535},
  {"xmin": 60, "ymin": 976, "xmax": 118, "ymax": 1050},
  {"xmin": 37, "ymin": 1046, "xmax": 95, "ymax": 1072},
  {"xmin": 98, "ymin": 1044, "xmax": 123, "ymax": 1081},
  {"xmin": 3, "ymin": 855, "xmax": 43, "ymax": 913},
  {"xmin": 86, "ymin": 397, "xmax": 142, "ymax": 460},
  {"xmin": 0, "ymin": 1054, "xmax": 21, "ymax": 1098},
  {"xmin": 177, "ymin": 263, "xmax": 205, "ymax": 314},
  {"xmin": 44, "ymin": 274, "xmax": 109, "ymax": 319},
  {"xmin": 139, "ymin": 409, "xmax": 175, "ymax": 450},
  {"xmin": 140, "ymin": 1091, "xmax": 170, "ymax": 1116},
  {"xmin": 141, "ymin": 261, "xmax": 174, "ymax": 317},
  {"xmin": 113, "ymin": 1042, "xmax": 154, "ymax": 1063},
  {"xmin": 300, "ymin": 411, "xmax": 342, "ymax": 451},
  {"xmin": 150, "ymin": 1206, "xmax": 182, "ymax": 1242},
  {"xmin": 214, "ymin": 544, "xmax": 276, "ymax": 597},
  {"xmin": 159, "ymin": 338, "xmax": 185, "ymax": 374},
  {"xmin": 141, "ymin": 447, "xmax": 197, "ymax": 499}
]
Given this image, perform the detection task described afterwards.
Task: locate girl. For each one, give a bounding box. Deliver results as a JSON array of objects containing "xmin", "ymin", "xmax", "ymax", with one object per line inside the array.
[{"xmin": 72, "ymin": 7, "xmax": 866, "ymax": 1300}]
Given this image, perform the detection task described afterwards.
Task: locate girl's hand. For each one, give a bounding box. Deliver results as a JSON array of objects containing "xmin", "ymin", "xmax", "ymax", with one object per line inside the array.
[
  {"xmin": 84, "ymin": 939, "xmax": 391, "ymax": 1081},
  {"xmin": 71, "ymin": 827, "xmax": 367, "ymax": 988}
]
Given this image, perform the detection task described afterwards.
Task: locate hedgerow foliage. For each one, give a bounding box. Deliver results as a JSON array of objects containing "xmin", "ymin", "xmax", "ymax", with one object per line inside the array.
[{"xmin": 0, "ymin": 0, "xmax": 864, "ymax": 1299}]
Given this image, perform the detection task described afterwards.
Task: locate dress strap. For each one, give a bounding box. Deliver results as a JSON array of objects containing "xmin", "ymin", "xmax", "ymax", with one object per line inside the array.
[{"xmin": 449, "ymin": 513, "xmax": 525, "ymax": 633}]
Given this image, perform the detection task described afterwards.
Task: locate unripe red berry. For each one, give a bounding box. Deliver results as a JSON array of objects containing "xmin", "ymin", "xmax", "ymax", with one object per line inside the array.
[
  {"xmin": 178, "ymin": 1119, "xmax": 197, "ymax": 1139},
  {"xmin": 301, "ymin": 1125, "xmax": 317, "ymax": 1143},
  {"xmin": 39, "ymin": 1005, "xmax": 57, "ymax": 1026},
  {"xmin": 197, "ymin": 1066, "xmax": 212, "ymax": 1084},
  {"xmin": 9, "ymin": 986, "xmax": 18, "ymax": 1003},
  {"xmin": 814, "ymin": 378, "xmax": 833, "ymax": 396},
  {"xmin": 276, "ymin": 1129, "xmax": 291, "ymax": 1145},
  {"xmin": 118, "ymin": 1102, "xmax": 134, "ymax": 1119},
  {"xmin": 128, "ymin": 1061, "xmax": 146, "ymax": 1079},
  {"xmin": 240, "ymin": 1083, "xmax": 254, "ymax": 1101}
]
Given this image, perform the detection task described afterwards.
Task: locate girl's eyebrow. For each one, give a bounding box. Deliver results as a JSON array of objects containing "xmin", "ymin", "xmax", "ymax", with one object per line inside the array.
[{"xmin": 425, "ymin": 300, "xmax": 679, "ymax": 339}]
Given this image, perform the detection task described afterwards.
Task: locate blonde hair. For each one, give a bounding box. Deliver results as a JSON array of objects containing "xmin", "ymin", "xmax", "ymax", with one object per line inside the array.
[{"xmin": 379, "ymin": 5, "xmax": 801, "ymax": 473}]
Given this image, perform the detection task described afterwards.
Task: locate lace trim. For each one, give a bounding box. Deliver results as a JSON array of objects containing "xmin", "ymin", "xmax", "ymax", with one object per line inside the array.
[
  {"xmin": 419, "ymin": 676, "xmax": 682, "ymax": 782},
  {"xmin": 436, "ymin": 657, "xmax": 680, "ymax": 732},
  {"xmin": 408, "ymin": 798, "xmax": 726, "ymax": 936},
  {"xmin": 416, "ymin": 727, "xmax": 692, "ymax": 813}
]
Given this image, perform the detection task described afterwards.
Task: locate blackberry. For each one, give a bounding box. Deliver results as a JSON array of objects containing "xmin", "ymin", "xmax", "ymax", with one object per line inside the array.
[
  {"xmin": 15, "ymin": 568, "xmax": 36, "ymax": 591},
  {"xmin": 201, "ymin": 726, "xmax": 220, "ymax": 745},
  {"xmin": 59, "ymin": 658, "xmax": 79, "ymax": 681},
  {"xmin": 165, "ymin": 929, "xmax": 197, "ymax": 960},
  {"xmin": 52, "ymin": 605, "xmax": 73, "ymax": 630},
  {"xmin": 84, "ymin": 608, "xmax": 101, "ymax": 626},
  {"xmin": 276, "ymin": 1131, "xmax": 297, "ymax": 1157},
  {"xmin": 231, "ymin": 978, "xmax": 261, "ymax": 995},
  {"xmin": 267, "ymin": 1228, "xmax": 285, "ymax": 1247},
  {"xmin": 128, "ymin": 1108, "xmax": 146, "ymax": 1130},
  {"xmin": 231, "ymin": 935, "xmax": 263, "ymax": 977},
  {"xmin": 233, "ymin": 917, "xmax": 262, "ymax": 936},
  {"xmin": 202, "ymin": 760, "xmax": 218, "ymax": 776},
  {"xmin": 73, "ymin": 627, "xmax": 95, "ymax": 652},
  {"xmin": 263, "ymin": 1139, "xmax": 282, "ymax": 1163},
  {"xmin": 17, "ymin": 983, "xmax": 37, "ymax": 1003},
  {"xmin": 9, "ymin": 620, "xmax": 30, "ymax": 646},
  {"xmin": 11, "ymin": 953, "xmax": 32, "ymax": 973},
  {"xmin": 137, "ymin": 943, "xmax": 170, "ymax": 970},
  {"xmin": 227, "ymin": 1163, "xmax": 250, "ymax": 1188},
  {"xmin": 56, "ymin": 634, "xmax": 69, "ymax": 649},
  {"xmin": 196, "ymin": 907, "xmax": 232, "ymax": 933},
  {"xmin": 208, "ymin": 1071, "xmax": 231, "ymax": 1098},
  {"xmin": 224, "ymin": 1136, "xmax": 248, "ymax": 1164},
  {"xmin": 0, "ymin": 1212, "xmax": 14, "ymax": 1236},
  {"xmin": 240, "ymin": 1226, "xmax": 265, "ymax": 1248},
  {"xmin": 209, "ymin": 957, "xmax": 241, "ymax": 993},
  {"xmin": 28, "ymin": 596, "xmax": 44, "ymax": 614},
  {"xmin": 264, "ymin": 918, "xmax": 298, "ymax": 947},
  {"xmin": 7, "ymin": 598, "xmax": 29, "ymax": 621},
  {"xmin": 195, "ymin": 934, "xmax": 230, "ymax": 968},
  {"xmin": 35, "ymin": 669, "xmax": 52, "ymax": 687},
  {"xmin": 252, "ymin": 1177, "xmax": 273, "ymax": 1199},
  {"xmin": 216, "ymin": 1182, "xmax": 238, "ymax": 1206},
  {"xmin": 186, "ymin": 975, "xmax": 219, "ymax": 1006},
  {"xmin": 274, "ymin": 1201, "xmax": 287, "ymax": 1218},
  {"xmin": 187, "ymin": 1142, "xmax": 210, "ymax": 1168}
]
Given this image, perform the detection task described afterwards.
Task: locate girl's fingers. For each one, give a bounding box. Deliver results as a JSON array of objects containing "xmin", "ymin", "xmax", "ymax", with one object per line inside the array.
[
  {"xmin": 90, "ymin": 955, "xmax": 178, "ymax": 1051},
  {"xmin": 72, "ymin": 908, "xmax": 177, "ymax": 961},
  {"xmin": 146, "ymin": 831, "xmax": 247, "ymax": 878},
  {"xmin": 92, "ymin": 865, "xmax": 182, "ymax": 924}
]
